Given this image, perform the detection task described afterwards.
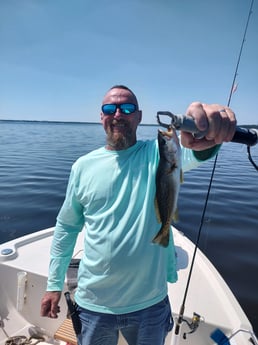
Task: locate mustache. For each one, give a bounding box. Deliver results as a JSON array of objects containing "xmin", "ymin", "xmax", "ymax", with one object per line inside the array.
[{"xmin": 111, "ymin": 119, "xmax": 127, "ymax": 125}]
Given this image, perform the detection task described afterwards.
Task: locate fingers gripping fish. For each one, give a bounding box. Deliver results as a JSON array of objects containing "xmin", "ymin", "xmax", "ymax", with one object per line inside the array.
[{"xmin": 152, "ymin": 127, "xmax": 183, "ymax": 247}]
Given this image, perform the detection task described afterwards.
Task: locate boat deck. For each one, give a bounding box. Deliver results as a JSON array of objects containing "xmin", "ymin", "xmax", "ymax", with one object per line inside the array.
[{"xmin": 0, "ymin": 227, "xmax": 257, "ymax": 345}]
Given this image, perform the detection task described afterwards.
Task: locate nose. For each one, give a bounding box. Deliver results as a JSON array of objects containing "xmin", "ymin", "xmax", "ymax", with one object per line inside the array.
[{"xmin": 113, "ymin": 107, "xmax": 123, "ymax": 119}]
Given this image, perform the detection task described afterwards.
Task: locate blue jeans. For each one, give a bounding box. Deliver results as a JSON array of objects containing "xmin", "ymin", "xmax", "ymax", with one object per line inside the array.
[{"xmin": 76, "ymin": 296, "xmax": 173, "ymax": 345}]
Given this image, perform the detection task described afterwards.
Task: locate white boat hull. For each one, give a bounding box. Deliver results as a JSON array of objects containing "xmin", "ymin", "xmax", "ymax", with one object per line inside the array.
[{"xmin": 0, "ymin": 228, "xmax": 257, "ymax": 345}]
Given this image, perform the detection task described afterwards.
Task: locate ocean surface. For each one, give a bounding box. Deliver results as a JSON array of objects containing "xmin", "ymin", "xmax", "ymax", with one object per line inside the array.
[{"xmin": 1, "ymin": 120, "xmax": 258, "ymax": 334}]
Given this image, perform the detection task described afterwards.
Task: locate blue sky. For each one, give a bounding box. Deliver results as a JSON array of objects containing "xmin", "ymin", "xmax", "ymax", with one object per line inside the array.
[{"xmin": 0, "ymin": 0, "xmax": 257, "ymax": 125}]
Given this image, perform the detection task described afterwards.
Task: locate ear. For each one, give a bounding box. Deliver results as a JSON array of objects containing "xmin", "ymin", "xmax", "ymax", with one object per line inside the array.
[
  {"xmin": 100, "ymin": 112, "xmax": 104, "ymax": 124},
  {"xmin": 137, "ymin": 110, "xmax": 142, "ymax": 124}
]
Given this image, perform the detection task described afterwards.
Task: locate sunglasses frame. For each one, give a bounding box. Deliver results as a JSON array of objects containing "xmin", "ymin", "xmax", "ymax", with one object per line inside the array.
[{"xmin": 101, "ymin": 103, "xmax": 137, "ymax": 115}]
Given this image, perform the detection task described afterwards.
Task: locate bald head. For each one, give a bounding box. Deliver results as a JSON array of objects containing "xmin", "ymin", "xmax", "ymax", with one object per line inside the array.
[{"xmin": 103, "ymin": 85, "xmax": 139, "ymax": 109}]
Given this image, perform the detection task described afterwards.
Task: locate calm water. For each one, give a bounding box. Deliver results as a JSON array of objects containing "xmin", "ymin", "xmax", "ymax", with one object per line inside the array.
[{"xmin": 1, "ymin": 120, "xmax": 258, "ymax": 333}]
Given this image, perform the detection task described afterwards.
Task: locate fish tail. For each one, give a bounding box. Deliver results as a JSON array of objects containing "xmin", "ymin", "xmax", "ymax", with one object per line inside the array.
[{"xmin": 152, "ymin": 226, "xmax": 170, "ymax": 247}]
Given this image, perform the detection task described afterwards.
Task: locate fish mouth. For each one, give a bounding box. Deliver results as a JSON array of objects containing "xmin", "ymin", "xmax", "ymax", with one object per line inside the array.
[
  {"xmin": 158, "ymin": 128, "xmax": 180, "ymax": 146},
  {"xmin": 158, "ymin": 128, "xmax": 173, "ymax": 138}
]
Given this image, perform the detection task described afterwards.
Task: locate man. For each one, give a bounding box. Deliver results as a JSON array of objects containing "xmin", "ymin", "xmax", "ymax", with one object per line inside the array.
[{"xmin": 40, "ymin": 85, "xmax": 236, "ymax": 345}]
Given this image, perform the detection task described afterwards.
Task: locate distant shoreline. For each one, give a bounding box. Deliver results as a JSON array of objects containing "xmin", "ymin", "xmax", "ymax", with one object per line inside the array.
[
  {"xmin": 0, "ymin": 119, "xmax": 159, "ymax": 127},
  {"xmin": 0, "ymin": 119, "xmax": 103, "ymax": 125},
  {"xmin": 0, "ymin": 118, "xmax": 257, "ymax": 129}
]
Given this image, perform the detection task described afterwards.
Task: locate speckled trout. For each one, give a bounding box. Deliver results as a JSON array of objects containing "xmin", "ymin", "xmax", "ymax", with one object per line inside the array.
[{"xmin": 152, "ymin": 127, "xmax": 183, "ymax": 247}]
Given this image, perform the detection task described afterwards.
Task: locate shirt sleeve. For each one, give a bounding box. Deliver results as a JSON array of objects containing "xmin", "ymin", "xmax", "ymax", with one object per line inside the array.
[
  {"xmin": 47, "ymin": 164, "xmax": 84, "ymax": 291},
  {"xmin": 192, "ymin": 145, "xmax": 221, "ymax": 161},
  {"xmin": 181, "ymin": 145, "xmax": 221, "ymax": 172}
]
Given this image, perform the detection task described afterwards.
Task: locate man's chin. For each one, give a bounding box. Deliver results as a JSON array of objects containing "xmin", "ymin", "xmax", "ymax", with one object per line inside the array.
[{"xmin": 106, "ymin": 132, "xmax": 131, "ymax": 150}]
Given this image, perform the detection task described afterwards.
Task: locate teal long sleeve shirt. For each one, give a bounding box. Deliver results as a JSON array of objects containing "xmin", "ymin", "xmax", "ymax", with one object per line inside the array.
[{"xmin": 47, "ymin": 139, "xmax": 219, "ymax": 314}]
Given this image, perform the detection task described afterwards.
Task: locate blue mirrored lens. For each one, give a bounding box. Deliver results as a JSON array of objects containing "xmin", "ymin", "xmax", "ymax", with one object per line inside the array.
[
  {"xmin": 120, "ymin": 103, "xmax": 136, "ymax": 114},
  {"xmin": 102, "ymin": 103, "xmax": 137, "ymax": 115},
  {"xmin": 102, "ymin": 104, "xmax": 117, "ymax": 115}
]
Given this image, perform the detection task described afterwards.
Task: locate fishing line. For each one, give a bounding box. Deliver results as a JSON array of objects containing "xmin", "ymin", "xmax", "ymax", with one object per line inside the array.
[
  {"xmin": 247, "ymin": 145, "xmax": 258, "ymax": 171},
  {"xmin": 173, "ymin": 0, "xmax": 256, "ymax": 340},
  {"xmin": 227, "ymin": 0, "xmax": 258, "ymax": 171}
]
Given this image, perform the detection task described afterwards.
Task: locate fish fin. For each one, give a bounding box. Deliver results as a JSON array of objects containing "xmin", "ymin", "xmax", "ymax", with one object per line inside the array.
[
  {"xmin": 154, "ymin": 197, "xmax": 161, "ymax": 223},
  {"xmin": 172, "ymin": 208, "xmax": 179, "ymax": 222},
  {"xmin": 152, "ymin": 226, "xmax": 169, "ymax": 247}
]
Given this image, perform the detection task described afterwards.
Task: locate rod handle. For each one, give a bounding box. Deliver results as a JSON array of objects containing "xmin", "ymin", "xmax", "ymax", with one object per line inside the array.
[{"xmin": 231, "ymin": 127, "xmax": 258, "ymax": 146}]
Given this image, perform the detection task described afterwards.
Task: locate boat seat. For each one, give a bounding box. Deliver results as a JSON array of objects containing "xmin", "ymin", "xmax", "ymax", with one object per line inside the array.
[{"xmin": 54, "ymin": 318, "xmax": 77, "ymax": 345}]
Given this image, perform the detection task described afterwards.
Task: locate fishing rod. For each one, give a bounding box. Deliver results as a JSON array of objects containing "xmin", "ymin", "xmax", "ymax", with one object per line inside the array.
[{"xmin": 166, "ymin": 1, "xmax": 257, "ymax": 344}]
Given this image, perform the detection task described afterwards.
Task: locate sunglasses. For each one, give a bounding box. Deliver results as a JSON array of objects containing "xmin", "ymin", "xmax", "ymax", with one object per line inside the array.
[{"xmin": 101, "ymin": 103, "xmax": 137, "ymax": 115}]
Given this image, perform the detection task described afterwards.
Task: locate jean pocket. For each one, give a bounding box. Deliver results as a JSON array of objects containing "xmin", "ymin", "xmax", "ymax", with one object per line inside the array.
[
  {"xmin": 163, "ymin": 296, "xmax": 174, "ymax": 333},
  {"xmin": 167, "ymin": 316, "xmax": 174, "ymax": 332}
]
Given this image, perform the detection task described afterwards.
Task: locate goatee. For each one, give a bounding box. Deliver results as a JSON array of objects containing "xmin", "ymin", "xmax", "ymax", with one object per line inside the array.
[{"xmin": 106, "ymin": 125, "xmax": 134, "ymax": 150}]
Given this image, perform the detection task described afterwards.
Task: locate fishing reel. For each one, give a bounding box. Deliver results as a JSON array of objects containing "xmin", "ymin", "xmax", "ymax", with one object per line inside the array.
[{"xmin": 182, "ymin": 312, "xmax": 204, "ymax": 339}]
